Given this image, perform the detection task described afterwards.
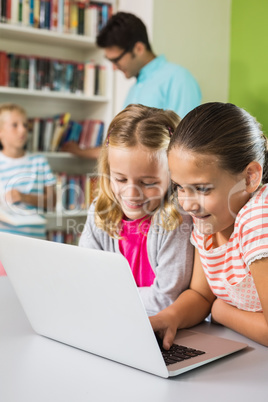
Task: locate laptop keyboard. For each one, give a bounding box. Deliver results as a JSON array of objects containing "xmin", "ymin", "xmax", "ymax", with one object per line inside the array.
[{"xmin": 156, "ymin": 336, "xmax": 206, "ymax": 366}]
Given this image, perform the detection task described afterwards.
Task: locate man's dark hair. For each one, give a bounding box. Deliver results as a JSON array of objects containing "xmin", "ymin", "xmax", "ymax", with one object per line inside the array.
[{"xmin": 96, "ymin": 12, "xmax": 152, "ymax": 52}]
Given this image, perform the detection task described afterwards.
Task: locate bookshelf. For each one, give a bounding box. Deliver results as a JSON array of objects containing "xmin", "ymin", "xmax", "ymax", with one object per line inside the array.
[{"xmin": 0, "ymin": 1, "xmax": 115, "ymax": 242}]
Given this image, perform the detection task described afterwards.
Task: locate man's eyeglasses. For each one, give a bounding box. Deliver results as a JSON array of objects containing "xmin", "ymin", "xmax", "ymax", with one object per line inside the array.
[{"xmin": 106, "ymin": 47, "xmax": 131, "ymax": 65}]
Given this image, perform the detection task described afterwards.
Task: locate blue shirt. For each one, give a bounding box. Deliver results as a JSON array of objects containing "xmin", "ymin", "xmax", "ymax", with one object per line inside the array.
[
  {"xmin": 124, "ymin": 55, "xmax": 201, "ymax": 118},
  {"xmin": 0, "ymin": 152, "xmax": 56, "ymax": 239}
]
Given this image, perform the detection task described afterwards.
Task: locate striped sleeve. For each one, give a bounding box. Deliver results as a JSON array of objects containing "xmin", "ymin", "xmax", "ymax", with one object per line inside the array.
[{"xmin": 238, "ymin": 190, "xmax": 268, "ymax": 265}]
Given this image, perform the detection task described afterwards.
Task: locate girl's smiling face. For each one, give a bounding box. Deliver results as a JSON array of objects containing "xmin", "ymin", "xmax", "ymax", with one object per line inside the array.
[
  {"xmin": 109, "ymin": 145, "xmax": 170, "ymax": 220},
  {"xmin": 168, "ymin": 147, "xmax": 251, "ymax": 242}
]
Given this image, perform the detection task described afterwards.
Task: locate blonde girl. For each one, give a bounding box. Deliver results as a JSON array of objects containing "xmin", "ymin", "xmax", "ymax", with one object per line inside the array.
[{"xmin": 79, "ymin": 104, "xmax": 194, "ymax": 315}]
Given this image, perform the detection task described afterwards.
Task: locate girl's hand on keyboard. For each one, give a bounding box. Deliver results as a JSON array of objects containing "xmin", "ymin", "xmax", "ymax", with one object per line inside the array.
[{"xmin": 149, "ymin": 309, "xmax": 179, "ymax": 350}]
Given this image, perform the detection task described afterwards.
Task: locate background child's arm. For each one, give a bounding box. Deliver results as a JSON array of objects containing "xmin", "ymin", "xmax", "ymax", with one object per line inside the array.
[
  {"xmin": 61, "ymin": 141, "xmax": 101, "ymax": 159},
  {"xmin": 5, "ymin": 186, "xmax": 56, "ymax": 211},
  {"xmin": 150, "ymin": 248, "xmax": 215, "ymax": 349},
  {"xmin": 211, "ymin": 257, "xmax": 268, "ymax": 346}
]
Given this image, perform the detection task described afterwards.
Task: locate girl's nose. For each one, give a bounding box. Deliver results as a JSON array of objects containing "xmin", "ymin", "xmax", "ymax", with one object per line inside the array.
[
  {"xmin": 122, "ymin": 184, "xmax": 143, "ymax": 199},
  {"xmin": 180, "ymin": 196, "xmax": 200, "ymax": 213}
]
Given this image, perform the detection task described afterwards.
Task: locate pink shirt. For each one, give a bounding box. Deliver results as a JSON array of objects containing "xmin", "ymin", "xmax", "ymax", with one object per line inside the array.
[
  {"xmin": 0, "ymin": 261, "xmax": 6, "ymax": 276},
  {"xmin": 119, "ymin": 217, "xmax": 155, "ymax": 287}
]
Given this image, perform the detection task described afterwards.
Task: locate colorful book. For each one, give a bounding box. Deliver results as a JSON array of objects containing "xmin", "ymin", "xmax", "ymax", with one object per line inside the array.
[
  {"xmin": 51, "ymin": 113, "xmax": 71, "ymax": 151},
  {"xmin": 33, "ymin": 0, "xmax": 40, "ymax": 27}
]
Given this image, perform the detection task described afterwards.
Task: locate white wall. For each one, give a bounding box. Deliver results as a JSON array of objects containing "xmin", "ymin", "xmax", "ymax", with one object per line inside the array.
[
  {"xmin": 153, "ymin": 0, "xmax": 231, "ymax": 103},
  {"xmin": 113, "ymin": 0, "xmax": 154, "ymax": 115}
]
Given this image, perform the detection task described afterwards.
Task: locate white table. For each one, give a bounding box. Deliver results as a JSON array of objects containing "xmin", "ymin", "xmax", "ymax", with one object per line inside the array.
[{"xmin": 0, "ymin": 277, "xmax": 267, "ymax": 402}]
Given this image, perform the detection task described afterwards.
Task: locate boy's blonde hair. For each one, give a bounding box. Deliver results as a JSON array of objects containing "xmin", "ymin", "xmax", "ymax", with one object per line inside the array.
[
  {"xmin": 0, "ymin": 103, "xmax": 27, "ymax": 149},
  {"xmin": 95, "ymin": 104, "xmax": 182, "ymax": 238},
  {"xmin": 0, "ymin": 103, "xmax": 27, "ymax": 124}
]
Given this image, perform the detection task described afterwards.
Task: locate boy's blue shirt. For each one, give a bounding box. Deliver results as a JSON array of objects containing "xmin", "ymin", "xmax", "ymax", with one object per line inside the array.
[{"xmin": 124, "ymin": 55, "xmax": 201, "ymax": 118}]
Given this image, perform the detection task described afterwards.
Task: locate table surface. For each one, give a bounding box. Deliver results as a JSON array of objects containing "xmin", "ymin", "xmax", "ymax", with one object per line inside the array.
[{"xmin": 0, "ymin": 276, "xmax": 267, "ymax": 402}]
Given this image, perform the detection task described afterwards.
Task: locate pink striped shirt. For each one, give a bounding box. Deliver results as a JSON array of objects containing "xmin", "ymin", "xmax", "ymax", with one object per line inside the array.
[{"xmin": 191, "ymin": 184, "xmax": 268, "ymax": 312}]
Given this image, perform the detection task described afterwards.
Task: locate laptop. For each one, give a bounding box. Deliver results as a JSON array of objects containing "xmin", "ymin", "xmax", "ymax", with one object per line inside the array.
[{"xmin": 0, "ymin": 233, "xmax": 247, "ymax": 378}]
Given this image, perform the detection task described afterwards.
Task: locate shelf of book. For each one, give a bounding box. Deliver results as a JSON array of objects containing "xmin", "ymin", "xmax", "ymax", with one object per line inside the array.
[
  {"xmin": 0, "ymin": 86, "xmax": 110, "ymax": 102},
  {"xmin": 0, "ymin": 23, "xmax": 97, "ymax": 48},
  {"xmin": 0, "ymin": 2, "xmax": 115, "ymax": 244}
]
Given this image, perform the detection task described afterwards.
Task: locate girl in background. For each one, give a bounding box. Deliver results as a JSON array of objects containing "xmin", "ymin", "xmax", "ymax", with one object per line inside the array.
[
  {"xmin": 79, "ymin": 104, "xmax": 194, "ymax": 316},
  {"xmin": 151, "ymin": 102, "xmax": 268, "ymax": 347}
]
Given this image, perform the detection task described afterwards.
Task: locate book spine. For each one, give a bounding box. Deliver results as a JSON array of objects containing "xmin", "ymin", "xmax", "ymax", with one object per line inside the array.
[
  {"xmin": 43, "ymin": 119, "xmax": 54, "ymax": 152},
  {"xmin": 1, "ymin": 0, "xmax": 7, "ymax": 22},
  {"xmin": 18, "ymin": 0, "xmax": 23, "ymax": 23},
  {"xmin": 17, "ymin": 55, "xmax": 29, "ymax": 88},
  {"xmin": 69, "ymin": 1, "xmax": 78, "ymax": 34},
  {"xmin": 50, "ymin": 0, "xmax": 58, "ymax": 30},
  {"xmin": 73, "ymin": 63, "xmax": 84, "ymax": 94},
  {"xmin": 43, "ymin": 58, "xmax": 52, "ymax": 90},
  {"xmin": 64, "ymin": 63, "xmax": 74, "ymax": 93},
  {"xmin": 95, "ymin": 121, "xmax": 104, "ymax": 146},
  {"xmin": 11, "ymin": 0, "xmax": 19, "ymax": 24},
  {"xmin": 44, "ymin": 0, "xmax": 51, "ymax": 29},
  {"xmin": 0, "ymin": 51, "xmax": 9, "ymax": 86},
  {"xmin": 57, "ymin": 0, "xmax": 64, "ymax": 33},
  {"xmin": 63, "ymin": 0, "xmax": 70, "ymax": 33},
  {"xmin": 22, "ymin": 0, "xmax": 29, "ymax": 26},
  {"xmin": 32, "ymin": 118, "xmax": 40, "ymax": 152},
  {"xmin": 78, "ymin": 119, "xmax": 90, "ymax": 149},
  {"xmin": 8, "ymin": 53, "xmax": 19, "ymax": 87},
  {"xmin": 94, "ymin": 64, "xmax": 99, "ymax": 95},
  {"xmin": 6, "ymin": 0, "xmax": 12, "ymax": 22},
  {"xmin": 36, "ymin": 57, "xmax": 45, "ymax": 89},
  {"xmin": 29, "ymin": 0, "xmax": 34, "ymax": 26},
  {"xmin": 77, "ymin": 2, "xmax": 84, "ymax": 35},
  {"xmin": 39, "ymin": 0, "xmax": 46, "ymax": 28},
  {"xmin": 33, "ymin": 0, "xmax": 40, "ymax": 28},
  {"xmin": 83, "ymin": 61, "xmax": 95, "ymax": 97}
]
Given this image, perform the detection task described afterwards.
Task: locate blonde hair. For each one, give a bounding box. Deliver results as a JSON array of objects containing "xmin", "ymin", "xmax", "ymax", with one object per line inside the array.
[
  {"xmin": 0, "ymin": 103, "xmax": 27, "ymax": 149},
  {"xmin": 0, "ymin": 103, "xmax": 27, "ymax": 124},
  {"xmin": 95, "ymin": 104, "xmax": 182, "ymax": 238}
]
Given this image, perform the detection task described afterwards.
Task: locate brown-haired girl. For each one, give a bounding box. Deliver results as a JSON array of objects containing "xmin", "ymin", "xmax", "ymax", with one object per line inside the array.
[{"xmin": 151, "ymin": 102, "xmax": 268, "ymax": 347}]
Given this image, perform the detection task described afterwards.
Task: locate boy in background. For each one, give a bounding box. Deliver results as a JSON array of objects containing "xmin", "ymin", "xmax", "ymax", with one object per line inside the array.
[{"xmin": 0, "ymin": 103, "xmax": 56, "ymax": 240}]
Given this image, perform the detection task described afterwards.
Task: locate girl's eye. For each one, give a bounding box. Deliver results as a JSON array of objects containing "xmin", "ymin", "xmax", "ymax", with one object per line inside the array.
[
  {"xmin": 115, "ymin": 178, "xmax": 127, "ymax": 183},
  {"xmin": 172, "ymin": 182, "xmax": 184, "ymax": 193},
  {"xmin": 142, "ymin": 182, "xmax": 157, "ymax": 187},
  {"xmin": 196, "ymin": 186, "xmax": 212, "ymax": 194}
]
